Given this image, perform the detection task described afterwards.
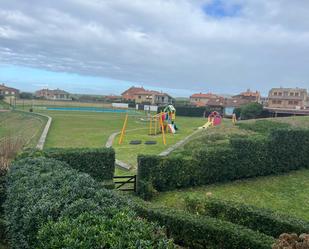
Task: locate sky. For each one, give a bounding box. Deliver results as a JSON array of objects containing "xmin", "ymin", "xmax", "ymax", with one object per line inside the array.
[{"xmin": 0, "ymin": 0, "xmax": 309, "ymax": 97}]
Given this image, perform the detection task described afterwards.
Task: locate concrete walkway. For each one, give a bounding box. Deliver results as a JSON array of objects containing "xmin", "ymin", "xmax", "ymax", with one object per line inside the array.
[
  {"xmin": 35, "ymin": 113, "xmax": 52, "ymax": 150},
  {"xmin": 106, "ymin": 131, "xmax": 131, "ymax": 170},
  {"xmin": 159, "ymin": 129, "xmax": 202, "ymax": 156}
]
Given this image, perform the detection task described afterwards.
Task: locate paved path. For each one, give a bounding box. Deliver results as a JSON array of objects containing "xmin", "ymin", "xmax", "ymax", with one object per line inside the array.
[
  {"xmin": 159, "ymin": 129, "xmax": 202, "ymax": 156},
  {"xmin": 35, "ymin": 113, "xmax": 52, "ymax": 150},
  {"xmin": 106, "ymin": 131, "xmax": 131, "ymax": 170}
]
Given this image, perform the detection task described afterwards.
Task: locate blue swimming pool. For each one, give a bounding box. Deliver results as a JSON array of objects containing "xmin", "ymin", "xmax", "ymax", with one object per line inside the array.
[{"xmin": 46, "ymin": 107, "xmax": 134, "ymax": 113}]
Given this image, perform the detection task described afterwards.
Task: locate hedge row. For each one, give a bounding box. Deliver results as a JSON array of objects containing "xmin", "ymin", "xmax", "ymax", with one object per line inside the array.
[
  {"xmin": 184, "ymin": 197, "xmax": 309, "ymax": 238},
  {"xmin": 158, "ymin": 105, "xmax": 213, "ymax": 117},
  {"xmin": 135, "ymin": 203, "xmax": 275, "ymax": 249},
  {"xmin": 4, "ymin": 157, "xmax": 174, "ymax": 249},
  {"xmin": 17, "ymin": 147, "xmax": 115, "ymax": 181},
  {"xmin": 0, "ymin": 170, "xmax": 6, "ymax": 241},
  {"xmin": 137, "ymin": 129, "xmax": 309, "ymax": 199}
]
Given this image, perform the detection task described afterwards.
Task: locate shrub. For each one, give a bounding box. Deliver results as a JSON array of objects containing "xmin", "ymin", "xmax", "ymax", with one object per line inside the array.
[
  {"xmin": 240, "ymin": 102, "xmax": 263, "ymax": 120},
  {"xmin": 184, "ymin": 197, "xmax": 309, "ymax": 238},
  {"xmin": 137, "ymin": 155, "xmax": 200, "ymax": 198},
  {"xmin": 5, "ymin": 157, "xmax": 173, "ymax": 249},
  {"xmin": 269, "ymin": 129, "xmax": 309, "ymax": 173},
  {"xmin": 237, "ymin": 120, "xmax": 291, "ymax": 135},
  {"xmin": 137, "ymin": 129, "xmax": 309, "ymax": 199},
  {"xmin": 37, "ymin": 211, "xmax": 174, "ymax": 249},
  {"xmin": 0, "ymin": 215, "xmax": 6, "ymax": 241},
  {"xmin": 17, "ymin": 147, "xmax": 115, "ymax": 181},
  {"xmin": 135, "ymin": 203, "xmax": 275, "ymax": 249}
]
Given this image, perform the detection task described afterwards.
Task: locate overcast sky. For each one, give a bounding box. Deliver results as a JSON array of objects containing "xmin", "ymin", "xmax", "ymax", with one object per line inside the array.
[{"xmin": 0, "ymin": 0, "xmax": 309, "ymax": 96}]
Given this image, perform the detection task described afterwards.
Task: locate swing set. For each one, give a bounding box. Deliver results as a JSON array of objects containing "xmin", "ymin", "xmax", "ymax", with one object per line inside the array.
[{"xmin": 118, "ymin": 105, "xmax": 177, "ymax": 146}]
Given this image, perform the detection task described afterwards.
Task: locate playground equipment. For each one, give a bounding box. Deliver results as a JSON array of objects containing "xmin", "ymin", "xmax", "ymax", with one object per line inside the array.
[
  {"xmin": 232, "ymin": 113, "xmax": 237, "ymax": 125},
  {"xmin": 199, "ymin": 111, "xmax": 222, "ymax": 129},
  {"xmin": 119, "ymin": 105, "xmax": 177, "ymax": 146},
  {"xmin": 149, "ymin": 105, "xmax": 177, "ymax": 135}
]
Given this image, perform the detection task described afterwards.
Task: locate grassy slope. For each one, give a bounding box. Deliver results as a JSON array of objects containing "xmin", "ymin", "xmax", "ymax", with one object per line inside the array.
[
  {"xmin": 151, "ymin": 169, "xmax": 309, "ymax": 221},
  {"xmin": 0, "ymin": 111, "xmax": 46, "ymax": 147},
  {"xmin": 151, "ymin": 116, "xmax": 309, "ymax": 220}
]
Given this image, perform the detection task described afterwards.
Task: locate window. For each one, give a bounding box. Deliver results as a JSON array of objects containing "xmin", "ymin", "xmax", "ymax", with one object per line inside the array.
[
  {"xmin": 138, "ymin": 96, "xmax": 141, "ymax": 99},
  {"xmin": 288, "ymin": 101, "xmax": 293, "ymax": 105},
  {"xmin": 289, "ymin": 92, "xmax": 294, "ymax": 96},
  {"xmin": 278, "ymin": 92, "xmax": 282, "ymax": 96},
  {"xmin": 195, "ymin": 98, "xmax": 198, "ymax": 101},
  {"xmin": 295, "ymin": 92, "xmax": 299, "ymax": 97},
  {"xmin": 274, "ymin": 92, "xmax": 278, "ymax": 96},
  {"xmin": 278, "ymin": 100, "xmax": 282, "ymax": 104},
  {"xmin": 294, "ymin": 101, "xmax": 299, "ymax": 105}
]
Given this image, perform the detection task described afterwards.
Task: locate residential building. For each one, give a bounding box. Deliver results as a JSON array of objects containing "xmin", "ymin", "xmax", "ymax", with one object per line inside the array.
[
  {"xmin": 122, "ymin": 86, "xmax": 173, "ymax": 105},
  {"xmin": 267, "ymin": 87, "xmax": 308, "ymax": 110},
  {"xmin": 35, "ymin": 88, "xmax": 71, "ymax": 100},
  {"xmin": 121, "ymin": 86, "xmax": 146, "ymax": 101},
  {"xmin": 232, "ymin": 89, "xmax": 261, "ymax": 103},
  {"xmin": 189, "ymin": 93, "xmax": 221, "ymax": 107},
  {"xmin": 0, "ymin": 83, "xmax": 19, "ymax": 96},
  {"xmin": 206, "ymin": 97, "xmax": 250, "ymax": 116}
]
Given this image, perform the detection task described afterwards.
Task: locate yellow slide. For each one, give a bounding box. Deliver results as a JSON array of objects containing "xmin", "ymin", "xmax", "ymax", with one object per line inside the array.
[{"xmin": 199, "ymin": 121, "xmax": 212, "ymax": 129}]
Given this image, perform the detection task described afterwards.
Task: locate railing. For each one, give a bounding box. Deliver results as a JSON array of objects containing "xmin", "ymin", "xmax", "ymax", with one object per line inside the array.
[{"xmin": 113, "ymin": 175, "xmax": 136, "ymax": 192}]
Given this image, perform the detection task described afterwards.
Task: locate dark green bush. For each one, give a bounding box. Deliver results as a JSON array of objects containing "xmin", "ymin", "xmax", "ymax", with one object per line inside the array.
[
  {"xmin": 137, "ymin": 155, "xmax": 200, "ymax": 198},
  {"xmin": 135, "ymin": 204, "xmax": 275, "ymax": 249},
  {"xmin": 269, "ymin": 129, "xmax": 309, "ymax": 172},
  {"xmin": 137, "ymin": 129, "xmax": 309, "ymax": 199},
  {"xmin": 237, "ymin": 120, "xmax": 290, "ymax": 135},
  {"xmin": 5, "ymin": 157, "xmax": 173, "ymax": 249},
  {"xmin": 184, "ymin": 197, "xmax": 309, "ymax": 238},
  {"xmin": 240, "ymin": 102, "xmax": 263, "ymax": 120},
  {"xmin": 17, "ymin": 147, "xmax": 115, "ymax": 181},
  {"xmin": 0, "ymin": 215, "xmax": 6, "ymax": 241},
  {"xmin": 37, "ymin": 211, "xmax": 174, "ymax": 249}
]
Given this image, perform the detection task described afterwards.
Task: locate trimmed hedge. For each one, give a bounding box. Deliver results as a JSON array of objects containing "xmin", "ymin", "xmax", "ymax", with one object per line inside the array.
[
  {"xmin": 17, "ymin": 147, "xmax": 115, "ymax": 181},
  {"xmin": 184, "ymin": 197, "xmax": 309, "ymax": 238},
  {"xmin": 158, "ymin": 106, "xmax": 212, "ymax": 117},
  {"xmin": 5, "ymin": 157, "xmax": 174, "ymax": 249},
  {"xmin": 137, "ymin": 129, "xmax": 309, "ymax": 198},
  {"xmin": 135, "ymin": 204, "xmax": 275, "ymax": 249},
  {"xmin": 0, "ymin": 216, "xmax": 5, "ymax": 241},
  {"xmin": 237, "ymin": 120, "xmax": 290, "ymax": 135}
]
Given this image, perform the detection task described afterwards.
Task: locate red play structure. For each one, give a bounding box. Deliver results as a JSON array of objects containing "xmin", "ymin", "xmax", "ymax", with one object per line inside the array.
[{"xmin": 208, "ymin": 111, "xmax": 222, "ymax": 126}]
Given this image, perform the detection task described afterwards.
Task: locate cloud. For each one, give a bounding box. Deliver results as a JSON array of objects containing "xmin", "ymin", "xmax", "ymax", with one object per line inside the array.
[{"xmin": 0, "ymin": 0, "xmax": 309, "ymax": 94}]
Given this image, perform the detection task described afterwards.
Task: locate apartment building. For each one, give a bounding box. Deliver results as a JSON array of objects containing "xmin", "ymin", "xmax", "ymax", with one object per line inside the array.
[{"xmin": 267, "ymin": 88, "xmax": 308, "ymax": 109}]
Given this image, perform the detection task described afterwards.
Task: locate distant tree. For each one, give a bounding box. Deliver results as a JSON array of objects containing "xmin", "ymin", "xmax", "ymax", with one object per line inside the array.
[
  {"xmin": 19, "ymin": 92, "xmax": 34, "ymax": 99},
  {"xmin": 240, "ymin": 102, "xmax": 263, "ymax": 120}
]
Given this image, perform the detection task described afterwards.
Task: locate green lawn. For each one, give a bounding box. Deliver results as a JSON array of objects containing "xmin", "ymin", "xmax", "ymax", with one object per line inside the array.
[
  {"xmin": 41, "ymin": 110, "xmax": 139, "ymax": 148},
  {"xmin": 151, "ymin": 168, "xmax": 309, "ymax": 221},
  {"xmin": 0, "ymin": 111, "xmax": 47, "ymax": 147}
]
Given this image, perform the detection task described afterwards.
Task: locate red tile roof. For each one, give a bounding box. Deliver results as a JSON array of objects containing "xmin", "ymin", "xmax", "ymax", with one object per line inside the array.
[{"xmin": 190, "ymin": 93, "xmax": 220, "ymax": 98}]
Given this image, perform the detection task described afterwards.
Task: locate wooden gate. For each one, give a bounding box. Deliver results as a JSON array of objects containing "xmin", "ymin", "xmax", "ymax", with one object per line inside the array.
[{"xmin": 113, "ymin": 175, "xmax": 136, "ymax": 192}]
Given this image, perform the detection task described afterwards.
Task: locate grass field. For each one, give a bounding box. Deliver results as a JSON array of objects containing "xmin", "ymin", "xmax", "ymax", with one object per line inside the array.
[
  {"xmin": 34, "ymin": 110, "xmax": 205, "ymax": 174},
  {"xmin": 0, "ymin": 111, "xmax": 47, "ymax": 147},
  {"xmin": 151, "ymin": 169, "xmax": 309, "ymax": 221},
  {"xmin": 41, "ymin": 110, "xmax": 140, "ymax": 148}
]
